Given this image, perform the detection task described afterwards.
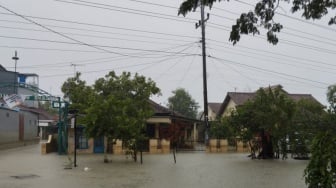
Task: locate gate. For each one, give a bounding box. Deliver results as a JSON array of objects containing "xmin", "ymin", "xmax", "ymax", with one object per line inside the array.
[{"xmin": 94, "ymin": 136, "xmax": 105, "ymax": 153}]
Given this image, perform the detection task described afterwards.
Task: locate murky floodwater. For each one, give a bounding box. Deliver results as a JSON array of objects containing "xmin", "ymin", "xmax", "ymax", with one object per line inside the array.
[{"xmin": 0, "ymin": 144, "xmax": 308, "ymax": 188}]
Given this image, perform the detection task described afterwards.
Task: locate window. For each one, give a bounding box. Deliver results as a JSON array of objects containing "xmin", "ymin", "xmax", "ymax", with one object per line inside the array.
[{"xmin": 76, "ymin": 127, "xmax": 88, "ymax": 149}]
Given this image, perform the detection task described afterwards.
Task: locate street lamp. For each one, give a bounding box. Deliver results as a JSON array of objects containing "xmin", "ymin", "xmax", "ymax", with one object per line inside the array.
[
  {"xmin": 69, "ymin": 109, "xmax": 78, "ymax": 167},
  {"xmin": 12, "ymin": 51, "xmax": 19, "ymax": 94}
]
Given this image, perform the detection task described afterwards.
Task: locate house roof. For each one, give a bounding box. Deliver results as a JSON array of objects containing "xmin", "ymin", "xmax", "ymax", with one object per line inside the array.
[
  {"xmin": 208, "ymin": 102, "xmax": 222, "ymax": 114},
  {"xmin": 148, "ymin": 100, "xmax": 201, "ymax": 123},
  {"xmin": 227, "ymin": 92, "xmax": 257, "ymax": 106},
  {"xmin": 0, "ymin": 64, "xmax": 6, "ymax": 71},
  {"xmin": 217, "ymin": 86, "xmax": 322, "ymax": 117},
  {"xmin": 18, "ymin": 105, "xmax": 57, "ymax": 120}
]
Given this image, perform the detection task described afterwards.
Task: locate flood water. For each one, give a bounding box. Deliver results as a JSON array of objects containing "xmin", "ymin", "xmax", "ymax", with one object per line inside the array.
[{"xmin": 0, "ymin": 144, "xmax": 308, "ymax": 188}]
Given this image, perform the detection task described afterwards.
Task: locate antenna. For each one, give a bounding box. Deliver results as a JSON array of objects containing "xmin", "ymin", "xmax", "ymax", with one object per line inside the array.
[
  {"xmin": 12, "ymin": 51, "xmax": 19, "ymax": 94},
  {"xmin": 70, "ymin": 63, "xmax": 84, "ymax": 77}
]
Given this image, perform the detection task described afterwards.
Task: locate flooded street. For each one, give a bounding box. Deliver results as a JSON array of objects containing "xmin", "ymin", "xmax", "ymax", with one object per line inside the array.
[{"xmin": 0, "ymin": 144, "xmax": 308, "ymax": 188}]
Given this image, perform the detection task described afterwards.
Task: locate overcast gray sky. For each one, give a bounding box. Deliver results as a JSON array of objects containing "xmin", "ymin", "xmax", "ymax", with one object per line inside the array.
[{"xmin": 0, "ymin": 0, "xmax": 335, "ymax": 108}]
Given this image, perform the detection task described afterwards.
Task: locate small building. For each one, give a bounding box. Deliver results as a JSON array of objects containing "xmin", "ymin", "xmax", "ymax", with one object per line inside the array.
[
  {"xmin": 216, "ymin": 85, "xmax": 321, "ymax": 118},
  {"xmin": 0, "ymin": 106, "xmax": 39, "ymax": 150},
  {"xmin": 206, "ymin": 85, "xmax": 322, "ymax": 153},
  {"xmin": 208, "ymin": 102, "xmax": 222, "ymax": 121},
  {"xmin": 66, "ymin": 100, "xmax": 203, "ymax": 154},
  {"xmin": 0, "ymin": 64, "xmax": 52, "ymax": 150}
]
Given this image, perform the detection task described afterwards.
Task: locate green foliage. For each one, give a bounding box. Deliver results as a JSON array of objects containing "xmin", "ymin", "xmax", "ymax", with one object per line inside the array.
[
  {"xmin": 61, "ymin": 72, "xmax": 94, "ymax": 113},
  {"xmin": 288, "ymin": 99, "xmax": 325, "ymax": 158},
  {"xmin": 179, "ymin": 0, "xmax": 335, "ymax": 44},
  {"xmin": 61, "ymin": 71, "xmax": 160, "ymax": 161},
  {"xmin": 178, "ymin": 0, "xmax": 225, "ymax": 16},
  {"xmin": 209, "ymin": 118, "xmax": 233, "ymax": 139},
  {"xmin": 38, "ymin": 101, "xmax": 58, "ymax": 115},
  {"xmin": 304, "ymin": 131, "xmax": 336, "ymax": 188},
  {"xmin": 304, "ymin": 85, "xmax": 336, "ymax": 188},
  {"xmin": 327, "ymin": 85, "xmax": 336, "ymax": 112},
  {"xmin": 86, "ymin": 71, "xmax": 160, "ymax": 141},
  {"xmin": 168, "ymin": 88, "xmax": 199, "ymax": 119},
  {"xmin": 227, "ymin": 86, "xmax": 318, "ymax": 158}
]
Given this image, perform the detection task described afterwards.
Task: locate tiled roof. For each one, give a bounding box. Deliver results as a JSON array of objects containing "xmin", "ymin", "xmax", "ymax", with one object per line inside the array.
[
  {"xmin": 217, "ymin": 87, "xmax": 322, "ymax": 117},
  {"xmin": 19, "ymin": 105, "xmax": 57, "ymax": 120},
  {"xmin": 148, "ymin": 100, "xmax": 201, "ymax": 122},
  {"xmin": 227, "ymin": 92, "xmax": 256, "ymax": 106},
  {"xmin": 208, "ymin": 102, "xmax": 222, "ymax": 114},
  {"xmin": 148, "ymin": 100, "xmax": 170, "ymax": 114}
]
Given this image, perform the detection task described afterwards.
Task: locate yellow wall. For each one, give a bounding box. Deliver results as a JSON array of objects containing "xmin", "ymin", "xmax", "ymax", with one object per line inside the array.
[
  {"xmin": 222, "ymin": 99, "xmax": 237, "ymax": 117},
  {"xmin": 208, "ymin": 106, "xmax": 217, "ymax": 121}
]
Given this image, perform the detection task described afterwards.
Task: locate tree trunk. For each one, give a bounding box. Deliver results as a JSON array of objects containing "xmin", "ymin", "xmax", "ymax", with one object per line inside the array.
[
  {"xmin": 258, "ymin": 130, "xmax": 274, "ymax": 159},
  {"xmin": 104, "ymin": 138, "xmax": 111, "ymax": 163}
]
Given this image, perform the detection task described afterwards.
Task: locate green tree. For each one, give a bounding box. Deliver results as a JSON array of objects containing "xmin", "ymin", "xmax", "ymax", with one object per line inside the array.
[
  {"xmin": 38, "ymin": 101, "xmax": 58, "ymax": 115},
  {"xmin": 178, "ymin": 0, "xmax": 335, "ymax": 44},
  {"xmin": 61, "ymin": 72, "xmax": 94, "ymax": 114},
  {"xmin": 168, "ymin": 88, "xmax": 199, "ymax": 119},
  {"xmin": 228, "ymin": 86, "xmax": 296, "ymax": 159},
  {"xmin": 209, "ymin": 117, "xmax": 233, "ymax": 139},
  {"xmin": 290, "ymin": 99, "xmax": 325, "ymax": 159},
  {"xmin": 304, "ymin": 86, "xmax": 336, "ymax": 188},
  {"xmin": 62, "ymin": 71, "xmax": 160, "ymax": 162},
  {"xmin": 304, "ymin": 130, "xmax": 336, "ymax": 188},
  {"xmin": 327, "ymin": 84, "xmax": 336, "ymax": 112}
]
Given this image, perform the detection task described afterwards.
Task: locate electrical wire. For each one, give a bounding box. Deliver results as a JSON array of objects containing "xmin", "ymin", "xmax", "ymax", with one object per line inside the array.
[
  {"xmin": 0, "ymin": 12, "xmax": 199, "ymax": 39},
  {"xmin": 0, "ymin": 25, "xmax": 192, "ymax": 46},
  {"xmin": 0, "ymin": 4, "xmax": 134, "ymax": 57},
  {"xmin": 233, "ymin": 0, "xmax": 336, "ymax": 32},
  {"xmin": 0, "ymin": 35, "xmax": 200, "ymax": 56},
  {"xmin": 210, "ymin": 56, "xmax": 330, "ymax": 87},
  {"xmin": 208, "ymin": 38, "xmax": 336, "ymax": 68},
  {"xmin": 55, "ymin": 0, "xmax": 197, "ymax": 24}
]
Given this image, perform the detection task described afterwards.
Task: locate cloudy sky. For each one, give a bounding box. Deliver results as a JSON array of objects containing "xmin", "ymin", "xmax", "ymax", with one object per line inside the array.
[{"xmin": 0, "ymin": 0, "xmax": 335, "ymax": 109}]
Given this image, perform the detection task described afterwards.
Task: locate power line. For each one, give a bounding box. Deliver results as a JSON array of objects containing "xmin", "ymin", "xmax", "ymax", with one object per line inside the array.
[
  {"xmin": 0, "ymin": 19, "xmax": 197, "ymax": 44},
  {"xmin": 127, "ymin": 0, "xmax": 177, "ymax": 10},
  {"xmin": 3, "ymin": 6, "xmax": 333, "ymax": 52},
  {"xmin": 0, "ymin": 35, "xmax": 200, "ymax": 56},
  {"xmin": 0, "ymin": 45, "xmax": 103, "ymax": 53},
  {"xmin": 3, "ymin": 42, "xmax": 199, "ymax": 70},
  {"xmin": 276, "ymin": 11, "xmax": 336, "ymax": 33},
  {"xmin": 55, "ymin": 0, "xmax": 198, "ymax": 24},
  {"xmin": 0, "ymin": 3, "xmax": 132, "ymax": 57},
  {"xmin": 55, "ymin": 0, "xmax": 232, "ymax": 32},
  {"xmin": 208, "ymin": 42, "xmax": 336, "ymax": 72},
  {"xmin": 135, "ymin": 44, "xmax": 199, "ymax": 72},
  {"xmin": 0, "ymin": 25, "xmax": 192, "ymax": 46},
  {"xmin": 209, "ymin": 38, "xmax": 336, "ymax": 66},
  {"xmin": 208, "ymin": 57, "xmax": 243, "ymax": 88},
  {"xmin": 207, "ymin": 45, "xmax": 336, "ymax": 74},
  {"xmin": 177, "ymin": 47, "xmax": 199, "ymax": 86},
  {"xmin": 41, "ymin": 53, "xmax": 199, "ymax": 78},
  {"xmin": 233, "ymin": 0, "xmax": 336, "ymax": 32},
  {"xmin": 0, "ymin": 12, "xmax": 199, "ymax": 39},
  {"xmin": 199, "ymin": 6, "xmax": 336, "ymax": 43},
  {"xmin": 154, "ymin": 44, "xmax": 198, "ymax": 81},
  {"xmin": 210, "ymin": 56, "xmax": 330, "ymax": 88}
]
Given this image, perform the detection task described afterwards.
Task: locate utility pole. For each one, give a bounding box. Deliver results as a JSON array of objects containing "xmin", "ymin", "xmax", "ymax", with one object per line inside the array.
[
  {"xmin": 196, "ymin": 1, "xmax": 210, "ymax": 145},
  {"xmin": 12, "ymin": 51, "xmax": 19, "ymax": 94},
  {"xmin": 70, "ymin": 63, "xmax": 84, "ymax": 77}
]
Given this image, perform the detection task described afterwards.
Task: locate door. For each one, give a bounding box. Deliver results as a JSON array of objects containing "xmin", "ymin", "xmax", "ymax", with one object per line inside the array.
[
  {"xmin": 19, "ymin": 114, "xmax": 24, "ymax": 141},
  {"xmin": 94, "ymin": 136, "xmax": 104, "ymax": 153}
]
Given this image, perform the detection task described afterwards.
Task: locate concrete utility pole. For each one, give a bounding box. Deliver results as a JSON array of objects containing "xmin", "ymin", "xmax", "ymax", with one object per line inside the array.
[
  {"xmin": 12, "ymin": 51, "xmax": 19, "ymax": 94},
  {"xmin": 196, "ymin": 1, "xmax": 210, "ymax": 144}
]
